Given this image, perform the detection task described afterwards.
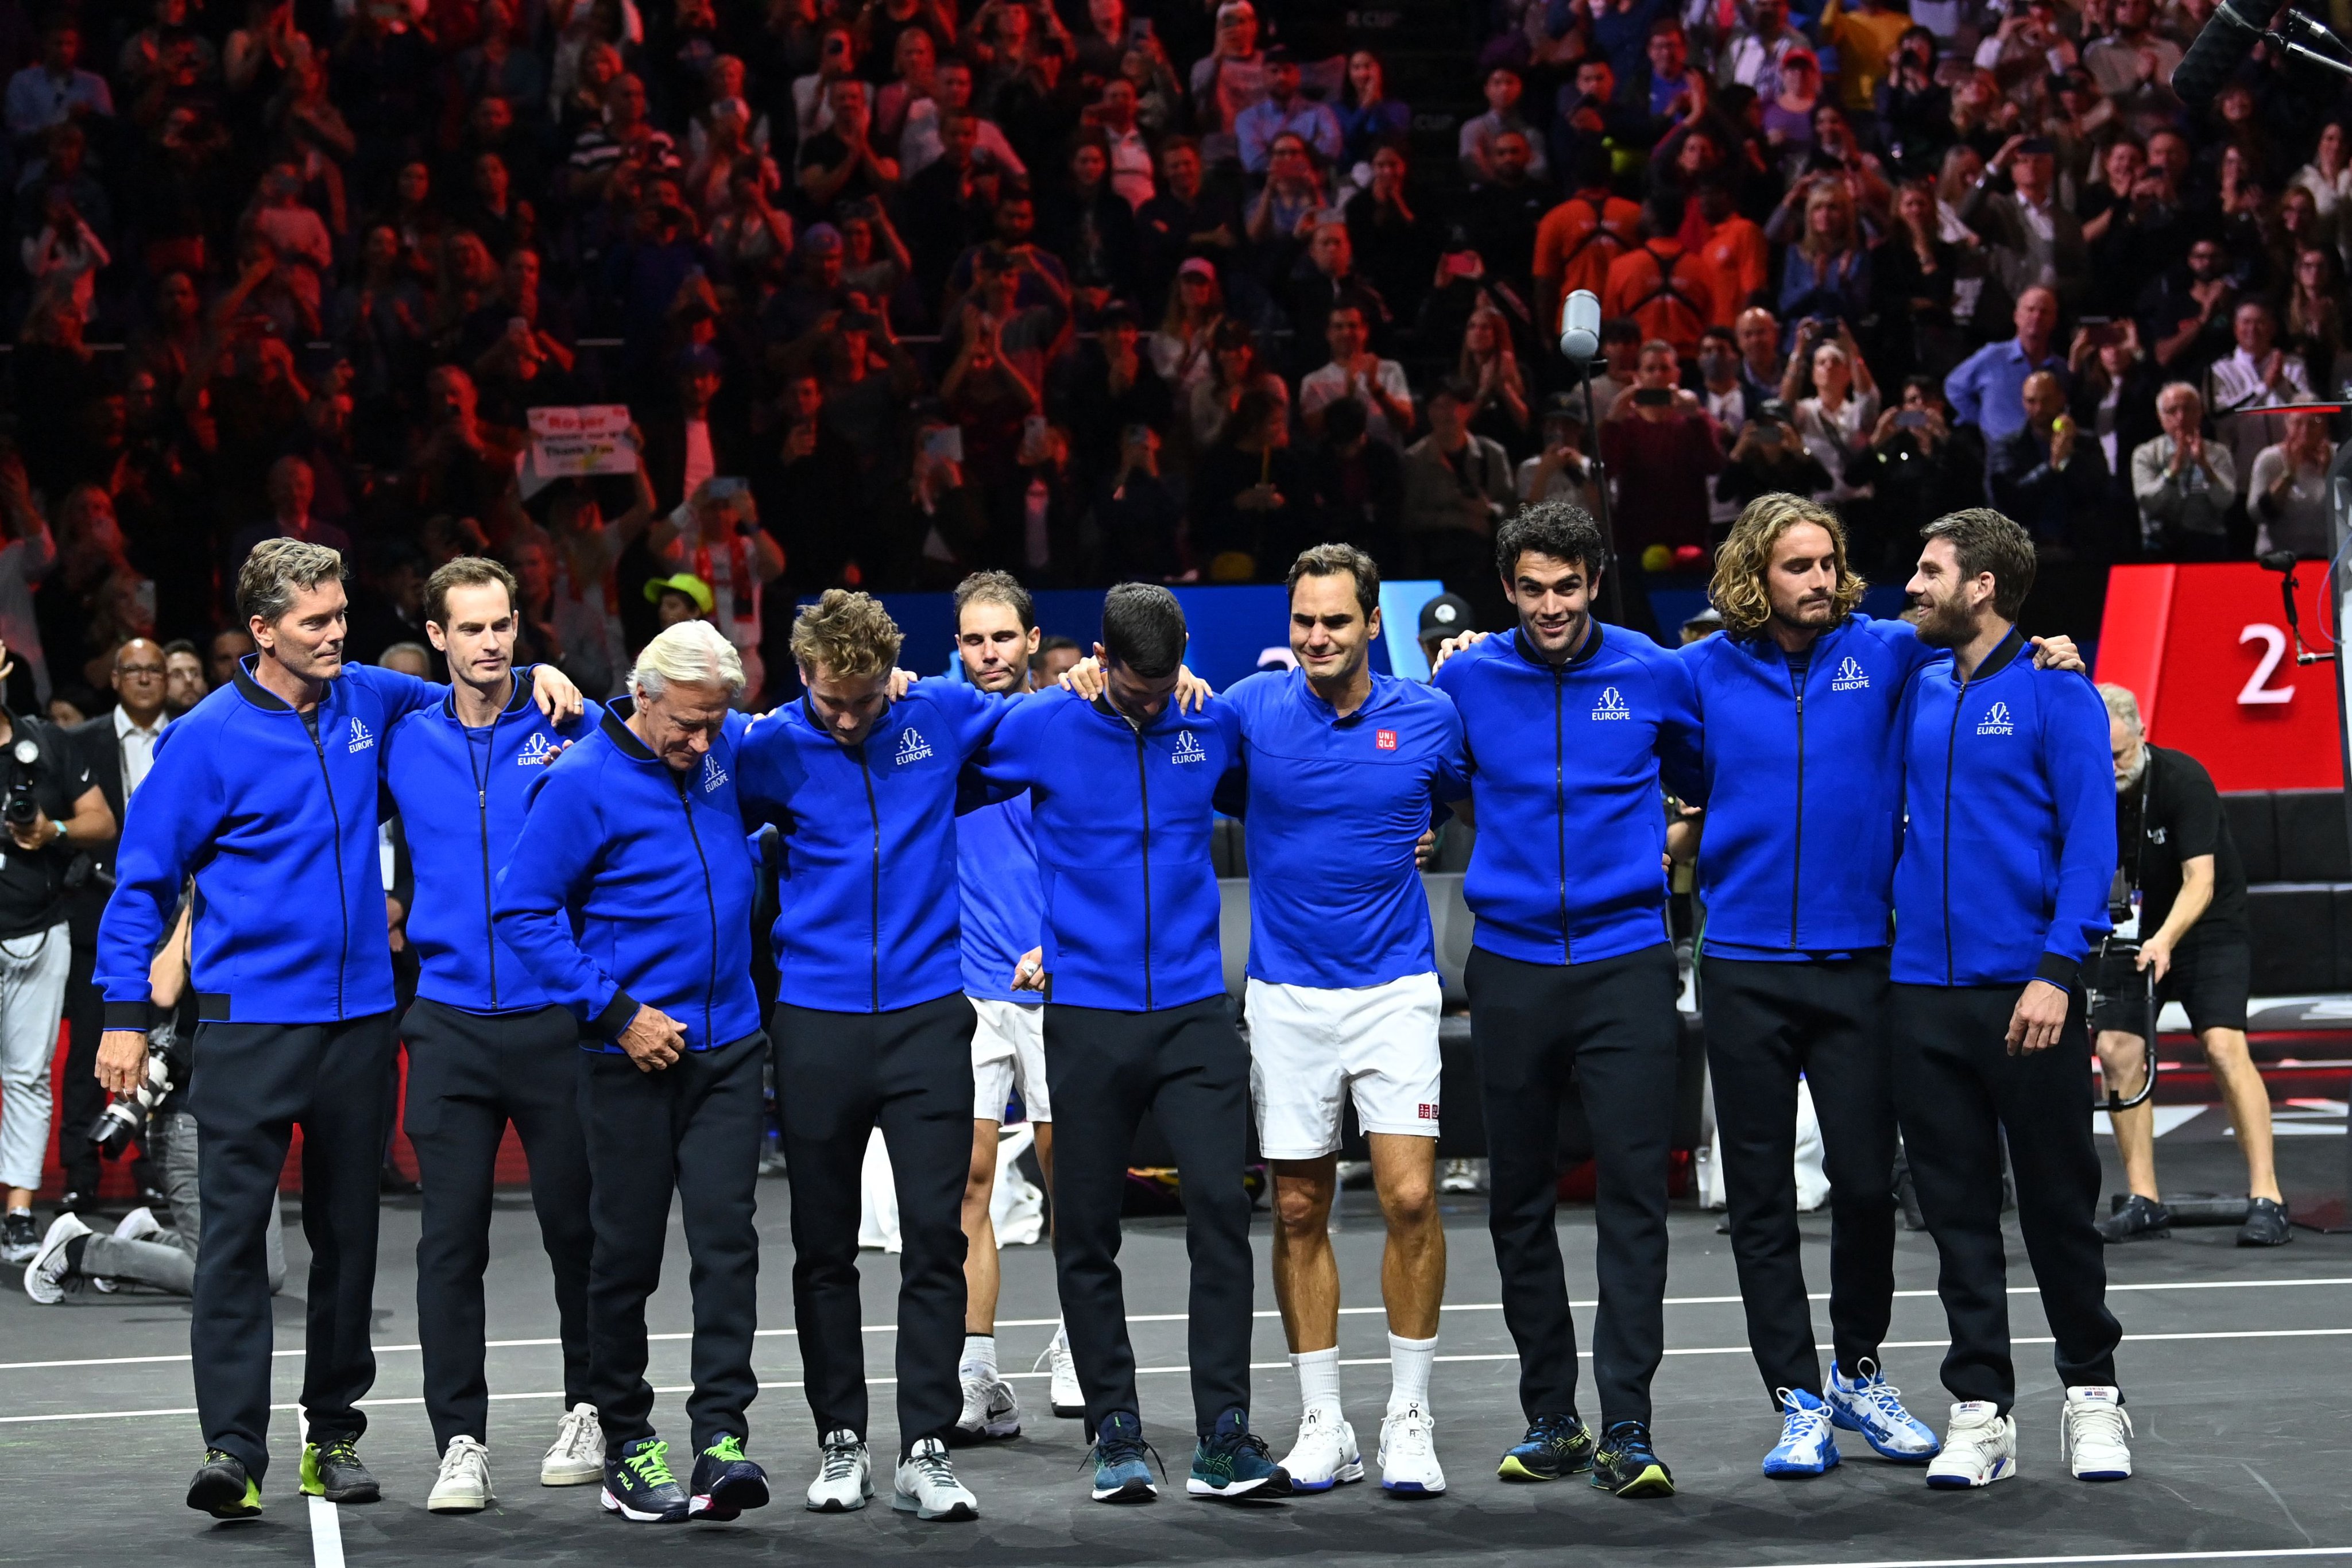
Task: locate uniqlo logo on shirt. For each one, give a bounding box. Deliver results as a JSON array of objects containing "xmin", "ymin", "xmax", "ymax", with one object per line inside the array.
[
  {"xmin": 1376, "ymin": 730, "xmax": 1398, "ymax": 751},
  {"xmin": 1418, "ymin": 1102, "xmax": 1438, "ymax": 1120}
]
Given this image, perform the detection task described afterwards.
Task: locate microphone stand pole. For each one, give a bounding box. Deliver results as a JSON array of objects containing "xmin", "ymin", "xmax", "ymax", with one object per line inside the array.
[{"xmin": 1576, "ymin": 353, "xmax": 1628, "ymax": 626}]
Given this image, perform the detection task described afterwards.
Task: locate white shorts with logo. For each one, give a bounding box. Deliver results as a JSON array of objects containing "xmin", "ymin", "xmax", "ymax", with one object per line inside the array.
[
  {"xmin": 1245, "ymin": 972, "xmax": 1442, "ymax": 1160},
  {"xmin": 970, "ymin": 995, "xmax": 1050, "ymax": 1123}
]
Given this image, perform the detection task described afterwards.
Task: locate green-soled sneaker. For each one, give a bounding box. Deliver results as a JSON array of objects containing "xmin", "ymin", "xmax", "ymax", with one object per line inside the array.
[
  {"xmin": 1498, "ymin": 1414, "xmax": 1596, "ymax": 1481},
  {"xmin": 1591, "ymin": 1421, "xmax": 1676, "ymax": 1498},
  {"xmin": 300, "ymin": 1437, "xmax": 381, "ymax": 1504},
  {"xmin": 187, "ymin": 1450, "xmax": 263, "ymax": 1519}
]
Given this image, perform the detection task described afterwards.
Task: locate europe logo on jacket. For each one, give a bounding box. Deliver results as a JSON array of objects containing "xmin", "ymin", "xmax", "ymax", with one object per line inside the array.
[{"xmin": 517, "ymin": 731, "xmax": 561, "ymax": 767}]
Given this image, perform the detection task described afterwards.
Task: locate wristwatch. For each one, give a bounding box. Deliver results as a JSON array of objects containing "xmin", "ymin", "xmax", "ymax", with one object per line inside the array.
[{"xmin": 50, "ymin": 817, "xmax": 64, "ymax": 843}]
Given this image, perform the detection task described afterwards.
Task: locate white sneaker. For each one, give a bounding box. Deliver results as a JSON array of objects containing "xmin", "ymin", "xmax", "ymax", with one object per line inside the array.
[
  {"xmin": 1335, "ymin": 1160, "xmax": 1373, "ymax": 1190},
  {"xmin": 114, "ymin": 1206, "xmax": 162, "ymax": 1242},
  {"xmin": 1378, "ymin": 1401, "xmax": 1446, "ymax": 1495},
  {"xmin": 807, "ymin": 1430, "xmax": 872, "ymax": 1512},
  {"xmin": 891, "ymin": 1435, "xmax": 980, "ymax": 1521},
  {"xmin": 2061, "ymin": 1387, "xmax": 2134, "ymax": 1481},
  {"xmin": 1438, "ymin": 1158, "xmax": 1487, "ymax": 1194},
  {"xmin": 953, "ymin": 1373, "xmax": 1020, "ymax": 1444},
  {"xmin": 23, "ymin": 1213, "xmax": 90, "ymax": 1304},
  {"xmin": 540, "ymin": 1403, "xmax": 602, "ymax": 1486},
  {"xmin": 1925, "ymin": 1401, "xmax": 2017, "ymax": 1489},
  {"xmin": 428, "ymin": 1435, "xmax": 494, "ymax": 1513},
  {"xmin": 1040, "ymin": 1324, "xmax": 1084, "ymax": 1418},
  {"xmin": 1279, "ymin": 1406, "xmax": 1364, "ymax": 1491}
]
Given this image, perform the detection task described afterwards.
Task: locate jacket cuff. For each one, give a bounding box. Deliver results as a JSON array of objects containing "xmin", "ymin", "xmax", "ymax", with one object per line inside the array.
[
  {"xmin": 592, "ymin": 990, "xmax": 640, "ymax": 1040},
  {"xmin": 103, "ymin": 1000, "xmax": 156, "ymax": 1031},
  {"xmin": 2034, "ymin": 952, "xmax": 2080, "ymax": 992}
]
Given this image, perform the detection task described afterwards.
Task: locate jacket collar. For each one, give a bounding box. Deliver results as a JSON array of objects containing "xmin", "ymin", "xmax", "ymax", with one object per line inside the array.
[
  {"xmin": 232, "ymin": 653, "xmax": 334, "ymax": 715},
  {"xmin": 601, "ymin": 696, "xmax": 659, "ymax": 761},
  {"xmin": 1293, "ymin": 665, "xmax": 1395, "ymax": 723},
  {"xmin": 1511, "ymin": 617, "xmax": 1604, "ymax": 672},
  {"xmin": 1965, "ymin": 625, "xmax": 2027, "ymax": 683},
  {"xmin": 440, "ymin": 665, "xmax": 536, "ymax": 723},
  {"xmin": 1087, "ymin": 687, "xmax": 1182, "ymax": 734}
]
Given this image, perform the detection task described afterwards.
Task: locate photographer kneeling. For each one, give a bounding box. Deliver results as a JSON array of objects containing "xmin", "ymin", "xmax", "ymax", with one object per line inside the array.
[
  {"xmin": 2090, "ymin": 684, "xmax": 2286, "ymax": 1247},
  {"xmin": 0, "ymin": 653, "xmax": 116, "ymax": 1267}
]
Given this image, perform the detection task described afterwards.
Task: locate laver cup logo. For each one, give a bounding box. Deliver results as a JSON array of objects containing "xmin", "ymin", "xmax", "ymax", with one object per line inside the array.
[
  {"xmin": 1592, "ymin": 686, "xmax": 1631, "ymax": 721},
  {"xmin": 1976, "ymin": 702, "xmax": 2016, "ymax": 737},
  {"xmin": 896, "ymin": 727, "xmax": 934, "ymax": 765},
  {"xmin": 1169, "ymin": 730, "xmax": 1209, "ymax": 764},
  {"xmin": 517, "ymin": 732, "xmax": 561, "ymax": 766},
  {"xmin": 702, "ymin": 752, "xmax": 729, "ymax": 792},
  {"xmin": 1831, "ymin": 656, "xmax": 1870, "ymax": 691},
  {"xmin": 347, "ymin": 718, "xmax": 374, "ymax": 753}
]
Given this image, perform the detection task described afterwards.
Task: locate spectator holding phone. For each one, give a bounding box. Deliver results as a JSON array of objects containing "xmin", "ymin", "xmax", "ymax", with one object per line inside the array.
[
  {"xmin": 1715, "ymin": 396, "xmax": 1833, "ymax": 509},
  {"xmin": 1602, "ymin": 338, "xmax": 1724, "ymax": 557}
]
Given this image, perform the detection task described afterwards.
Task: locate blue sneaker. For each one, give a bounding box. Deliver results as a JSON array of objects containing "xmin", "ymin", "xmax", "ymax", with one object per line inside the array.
[
  {"xmin": 1497, "ymin": 1414, "xmax": 1596, "ymax": 1482},
  {"xmin": 1590, "ymin": 1421, "xmax": 1675, "ymax": 1499},
  {"xmin": 1826, "ymin": 1360, "xmax": 1940, "ymax": 1462},
  {"xmin": 600, "ymin": 1437, "xmax": 690, "ymax": 1523},
  {"xmin": 688, "ymin": 1436, "xmax": 770, "ymax": 1521},
  {"xmin": 1763, "ymin": 1388, "xmax": 1842, "ymax": 1477},
  {"xmin": 1088, "ymin": 1411, "xmax": 1159, "ymax": 1504},
  {"xmin": 1187, "ymin": 1408, "xmax": 1291, "ymax": 1500}
]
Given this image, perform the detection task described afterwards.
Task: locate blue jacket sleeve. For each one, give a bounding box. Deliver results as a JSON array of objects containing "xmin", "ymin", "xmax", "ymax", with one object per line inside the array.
[
  {"xmin": 1653, "ymin": 654, "xmax": 1707, "ymax": 805},
  {"xmin": 958, "ymin": 689, "xmax": 1049, "ymax": 811},
  {"xmin": 493, "ymin": 764, "xmax": 636, "ymax": 1035},
  {"xmin": 1430, "ymin": 697, "xmax": 1472, "ymax": 804},
  {"xmin": 94, "ymin": 721, "xmax": 222, "ymax": 1027},
  {"xmin": 2035, "ymin": 672, "xmax": 2119, "ymax": 989},
  {"xmin": 345, "ymin": 663, "xmax": 444, "ymax": 726}
]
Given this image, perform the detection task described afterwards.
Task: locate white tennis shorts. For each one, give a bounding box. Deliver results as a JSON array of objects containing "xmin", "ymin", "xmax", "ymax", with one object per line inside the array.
[
  {"xmin": 1245, "ymin": 971, "xmax": 1442, "ymax": 1160},
  {"xmin": 971, "ymin": 995, "xmax": 1050, "ymax": 1123}
]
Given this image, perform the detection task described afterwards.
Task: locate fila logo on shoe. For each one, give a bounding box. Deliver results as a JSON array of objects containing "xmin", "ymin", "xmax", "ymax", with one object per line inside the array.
[
  {"xmin": 1591, "ymin": 686, "xmax": 1630, "ymax": 721},
  {"xmin": 347, "ymin": 719, "xmax": 375, "ymax": 753},
  {"xmin": 516, "ymin": 732, "xmax": 560, "ymax": 767},
  {"xmin": 1169, "ymin": 730, "xmax": 1208, "ymax": 765},
  {"xmin": 702, "ymin": 752, "xmax": 729, "ymax": 793},
  {"xmin": 1976, "ymin": 702, "xmax": 2015, "ymax": 737},
  {"xmin": 896, "ymin": 727, "xmax": 934, "ymax": 765},
  {"xmin": 1831, "ymin": 656, "xmax": 1870, "ymax": 691}
]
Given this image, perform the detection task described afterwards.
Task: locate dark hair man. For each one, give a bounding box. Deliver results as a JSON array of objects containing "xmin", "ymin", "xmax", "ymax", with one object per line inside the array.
[
  {"xmin": 495, "ymin": 620, "xmax": 768, "ymax": 1526},
  {"xmin": 968, "ymin": 583, "xmax": 1288, "ymax": 1505},
  {"xmin": 95, "ymin": 538, "xmax": 578, "ymax": 1519},
  {"xmin": 2090, "ymin": 684, "xmax": 2284, "ymax": 1246},
  {"xmin": 1224, "ymin": 545, "xmax": 1469, "ymax": 1494},
  {"xmin": 381, "ymin": 557, "xmax": 606, "ymax": 1512},
  {"xmin": 729, "ymin": 589, "xmax": 1004, "ymax": 1523},
  {"xmin": 947, "ymin": 572, "xmax": 1071, "ymax": 1439},
  {"xmin": 1891, "ymin": 508, "xmax": 2130, "ymax": 1488},
  {"xmin": 162, "ymin": 639, "xmax": 208, "ymax": 717},
  {"xmin": 1429, "ymin": 502, "xmax": 1701, "ymax": 1498}
]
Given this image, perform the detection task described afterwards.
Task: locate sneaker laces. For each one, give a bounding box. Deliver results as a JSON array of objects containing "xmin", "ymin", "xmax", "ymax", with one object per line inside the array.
[
  {"xmin": 621, "ymin": 1441, "xmax": 677, "ymax": 1489},
  {"xmin": 1844, "ymin": 1362, "xmax": 1916, "ymax": 1427},
  {"xmin": 1601, "ymin": 1420, "xmax": 1656, "ymax": 1461},
  {"xmin": 1522, "ymin": 1412, "xmax": 1580, "ymax": 1450},
  {"xmin": 2067, "ymin": 1399, "xmax": 2133, "ymax": 1450},
  {"xmin": 707, "ymin": 1436, "xmax": 747, "ymax": 1464},
  {"xmin": 906, "ymin": 1446, "xmax": 960, "ymax": 1491},
  {"xmin": 552, "ymin": 1407, "xmax": 597, "ymax": 1459},
  {"xmin": 1775, "ymin": 1391, "xmax": 1832, "ymax": 1447},
  {"xmin": 437, "ymin": 1438, "xmax": 486, "ymax": 1482},
  {"xmin": 1386, "ymin": 1404, "xmax": 1434, "ymax": 1453},
  {"xmin": 318, "ymin": 1437, "xmax": 364, "ymax": 1468},
  {"xmin": 1085, "ymin": 1427, "xmax": 1166, "ymax": 1481},
  {"xmin": 818, "ymin": 1438, "xmax": 864, "ymax": 1482}
]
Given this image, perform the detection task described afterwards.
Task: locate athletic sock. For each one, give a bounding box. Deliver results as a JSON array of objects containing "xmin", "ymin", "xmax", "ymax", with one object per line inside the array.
[
  {"xmin": 961, "ymin": 1334, "xmax": 997, "ymax": 1381},
  {"xmin": 61, "ymin": 1234, "xmax": 89, "ymax": 1275},
  {"xmin": 1387, "ymin": 1333, "xmax": 1437, "ymax": 1413},
  {"xmin": 1292, "ymin": 1346, "xmax": 1343, "ymax": 1419}
]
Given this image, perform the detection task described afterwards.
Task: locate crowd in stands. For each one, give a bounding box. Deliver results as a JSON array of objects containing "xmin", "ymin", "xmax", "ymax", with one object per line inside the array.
[{"xmin": 1, "ymin": 0, "xmax": 2347, "ymax": 711}]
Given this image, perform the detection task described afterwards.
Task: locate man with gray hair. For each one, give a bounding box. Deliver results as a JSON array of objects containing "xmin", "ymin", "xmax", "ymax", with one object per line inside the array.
[
  {"xmin": 2088, "ymin": 683, "xmax": 2282, "ymax": 1246},
  {"xmin": 496, "ymin": 618, "xmax": 775, "ymax": 1526},
  {"xmin": 93, "ymin": 537, "xmax": 581, "ymax": 1519},
  {"xmin": 2129, "ymin": 384, "xmax": 2237, "ymax": 559}
]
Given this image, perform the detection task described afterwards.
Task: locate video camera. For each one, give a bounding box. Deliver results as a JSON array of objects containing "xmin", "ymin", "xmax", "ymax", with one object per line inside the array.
[
  {"xmin": 88, "ymin": 1020, "xmax": 176, "ymax": 1159},
  {"xmin": 2, "ymin": 735, "xmax": 41, "ymax": 831}
]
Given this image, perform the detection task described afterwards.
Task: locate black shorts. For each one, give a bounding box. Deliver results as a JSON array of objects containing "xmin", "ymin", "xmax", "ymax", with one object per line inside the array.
[{"xmin": 2088, "ymin": 935, "xmax": 2250, "ymax": 1036}]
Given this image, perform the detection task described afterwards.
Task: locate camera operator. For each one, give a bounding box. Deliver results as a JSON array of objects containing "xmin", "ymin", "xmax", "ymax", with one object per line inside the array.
[
  {"xmin": 25, "ymin": 900, "xmax": 288, "ymax": 1302},
  {"xmin": 56, "ymin": 638, "xmax": 174, "ymax": 1213},
  {"xmin": 0, "ymin": 640, "xmax": 116, "ymax": 1268},
  {"xmin": 2089, "ymin": 684, "xmax": 2285, "ymax": 1247}
]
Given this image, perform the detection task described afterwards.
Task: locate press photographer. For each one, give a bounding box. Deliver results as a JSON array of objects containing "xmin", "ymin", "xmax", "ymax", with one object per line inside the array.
[
  {"xmin": 2088, "ymin": 683, "xmax": 2287, "ymax": 1248},
  {"xmin": 0, "ymin": 640, "xmax": 117, "ymax": 1267}
]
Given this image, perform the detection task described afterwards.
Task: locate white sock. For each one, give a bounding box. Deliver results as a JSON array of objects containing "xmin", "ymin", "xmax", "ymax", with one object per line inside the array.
[
  {"xmin": 961, "ymin": 1334, "xmax": 996, "ymax": 1380},
  {"xmin": 1388, "ymin": 1333, "xmax": 1437, "ymax": 1412},
  {"xmin": 1292, "ymin": 1347, "xmax": 1343, "ymax": 1418}
]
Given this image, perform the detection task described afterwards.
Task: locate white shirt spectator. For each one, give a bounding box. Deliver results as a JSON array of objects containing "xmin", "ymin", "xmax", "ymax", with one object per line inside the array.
[
  {"xmin": 1301, "ymin": 357, "xmax": 1415, "ymax": 447},
  {"xmin": 114, "ymin": 701, "xmax": 165, "ymax": 795},
  {"xmin": 2248, "ymin": 440, "xmax": 2333, "ymax": 557}
]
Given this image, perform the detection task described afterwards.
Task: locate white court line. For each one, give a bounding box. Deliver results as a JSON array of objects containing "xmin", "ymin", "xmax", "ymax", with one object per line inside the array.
[
  {"xmin": 6, "ymin": 1326, "xmax": 2346, "ymax": 1427},
  {"xmin": 7, "ymin": 1275, "xmax": 2347, "ymax": 1375},
  {"xmin": 1735, "ymin": 1552, "xmax": 2352, "ymax": 1568},
  {"xmin": 306, "ymin": 1495, "xmax": 345, "ymax": 1568}
]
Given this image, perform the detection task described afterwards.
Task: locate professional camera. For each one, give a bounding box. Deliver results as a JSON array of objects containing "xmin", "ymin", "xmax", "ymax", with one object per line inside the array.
[
  {"xmin": 2, "ymin": 735, "xmax": 41, "ymax": 830},
  {"xmin": 88, "ymin": 1020, "xmax": 176, "ymax": 1159}
]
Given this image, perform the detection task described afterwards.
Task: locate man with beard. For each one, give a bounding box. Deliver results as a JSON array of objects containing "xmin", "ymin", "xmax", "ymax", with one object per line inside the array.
[
  {"xmin": 1890, "ymin": 508, "xmax": 2128, "ymax": 1489},
  {"xmin": 1674, "ymin": 495, "xmax": 2079, "ymax": 1478}
]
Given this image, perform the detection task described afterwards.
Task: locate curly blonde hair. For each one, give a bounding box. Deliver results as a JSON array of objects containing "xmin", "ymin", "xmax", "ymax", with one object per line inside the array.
[
  {"xmin": 1708, "ymin": 493, "xmax": 1867, "ymax": 638},
  {"xmin": 790, "ymin": 589, "xmax": 904, "ymax": 680}
]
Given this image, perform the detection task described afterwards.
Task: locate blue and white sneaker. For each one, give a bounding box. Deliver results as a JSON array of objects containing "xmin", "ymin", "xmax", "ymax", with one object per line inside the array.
[
  {"xmin": 1187, "ymin": 1407, "xmax": 1292, "ymax": 1500},
  {"xmin": 688, "ymin": 1436, "xmax": 770, "ymax": 1521},
  {"xmin": 1763, "ymin": 1388, "xmax": 1841, "ymax": 1477},
  {"xmin": 601, "ymin": 1437, "xmax": 690, "ymax": 1523},
  {"xmin": 1827, "ymin": 1360, "xmax": 1940, "ymax": 1462},
  {"xmin": 1088, "ymin": 1411, "xmax": 1159, "ymax": 1504}
]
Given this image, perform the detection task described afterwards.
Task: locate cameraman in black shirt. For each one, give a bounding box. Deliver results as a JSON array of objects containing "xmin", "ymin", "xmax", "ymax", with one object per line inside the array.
[
  {"xmin": 0, "ymin": 646, "xmax": 117, "ymax": 1266},
  {"xmin": 2090, "ymin": 684, "xmax": 2287, "ymax": 1248}
]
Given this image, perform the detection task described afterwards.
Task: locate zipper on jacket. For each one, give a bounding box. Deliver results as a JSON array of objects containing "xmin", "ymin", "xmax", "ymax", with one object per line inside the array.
[
  {"xmin": 468, "ymin": 710, "xmax": 505, "ymax": 1008},
  {"xmin": 1941, "ymin": 671, "xmax": 1967, "ymax": 985},
  {"xmin": 1789, "ymin": 653, "xmax": 1806, "ymax": 949},
  {"xmin": 679, "ymin": 771, "xmax": 720, "ymax": 1043},
  {"xmin": 1132, "ymin": 726, "xmax": 1154, "ymax": 1009},
  {"xmin": 304, "ymin": 714, "xmax": 350, "ymax": 1019},
  {"xmin": 860, "ymin": 753, "xmax": 881, "ymax": 1012},
  {"xmin": 1553, "ymin": 666, "xmax": 1571, "ymax": 963}
]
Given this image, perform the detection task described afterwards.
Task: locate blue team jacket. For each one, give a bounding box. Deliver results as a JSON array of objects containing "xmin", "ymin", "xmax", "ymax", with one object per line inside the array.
[
  {"xmin": 1891, "ymin": 629, "xmax": 2116, "ymax": 989},
  {"xmin": 968, "ymin": 687, "xmax": 1242, "ymax": 1012},
  {"xmin": 734, "ymin": 680, "xmax": 1004, "ymax": 1013},
  {"xmin": 1681, "ymin": 615, "xmax": 1935, "ymax": 957},
  {"xmin": 1217, "ymin": 668, "xmax": 1469, "ymax": 989},
  {"xmin": 381, "ymin": 668, "xmax": 602, "ymax": 1014},
  {"xmin": 960, "ymin": 792, "xmax": 1042, "ymax": 1004},
  {"xmin": 97, "ymin": 659, "xmax": 442, "ymax": 1027},
  {"xmin": 493, "ymin": 702, "xmax": 762, "ymax": 1049},
  {"xmin": 1433, "ymin": 625, "xmax": 1703, "ymax": 967}
]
